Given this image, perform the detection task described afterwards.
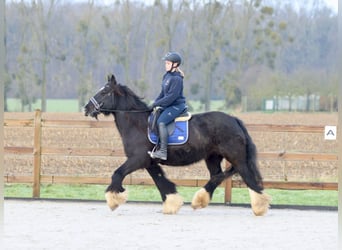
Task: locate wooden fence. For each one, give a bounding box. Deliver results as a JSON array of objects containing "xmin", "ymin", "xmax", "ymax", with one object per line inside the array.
[{"xmin": 4, "ymin": 110, "xmax": 338, "ymax": 203}]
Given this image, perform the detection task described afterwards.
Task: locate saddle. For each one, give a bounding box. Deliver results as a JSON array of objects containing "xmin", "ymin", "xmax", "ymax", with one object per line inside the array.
[{"xmin": 148, "ymin": 109, "xmax": 192, "ymax": 145}]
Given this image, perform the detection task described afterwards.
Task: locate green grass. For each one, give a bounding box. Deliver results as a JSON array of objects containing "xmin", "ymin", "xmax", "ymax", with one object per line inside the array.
[
  {"xmin": 7, "ymin": 98, "xmax": 80, "ymax": 112},
  {"xmin": 4, "ymin": 183, "xmax": 338, "ymax": 207}
]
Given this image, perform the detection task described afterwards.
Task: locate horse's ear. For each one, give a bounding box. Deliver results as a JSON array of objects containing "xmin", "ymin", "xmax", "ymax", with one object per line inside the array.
[
  {"xmin": 107, "ymin": 74, "xmax": 117, "ymax": 85},
  {"xmin": 111, "ymin": 74, "xmax": 117, "ymax": 85}
]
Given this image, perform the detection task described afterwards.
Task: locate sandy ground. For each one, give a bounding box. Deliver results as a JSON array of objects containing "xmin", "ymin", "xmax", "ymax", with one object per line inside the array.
[{"xmin": 2, "ymin": 200, "xmax": 337, "ymax": 250}]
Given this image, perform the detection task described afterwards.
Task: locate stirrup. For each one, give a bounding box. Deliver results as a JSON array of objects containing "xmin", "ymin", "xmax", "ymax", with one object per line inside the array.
[
  {"xmin": 147, "ymin": 146, "xmax": 167, "ymax": 160},
  {"xmin": 148, "ymin": 145, "xmax": 158, "ymax": 158},
  {"xmin": 150, "ymin": 150, "xmax": 167, "ymax": 160},
  {"xmin": 148, "ymin": 145, "xmax": 157, "ymax": 156}
]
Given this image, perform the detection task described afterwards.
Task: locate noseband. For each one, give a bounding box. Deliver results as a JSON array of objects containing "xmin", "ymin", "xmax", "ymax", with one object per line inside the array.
[{"xmin": 90, "ymin": 96, "xmax": 102, "ymax": 111}]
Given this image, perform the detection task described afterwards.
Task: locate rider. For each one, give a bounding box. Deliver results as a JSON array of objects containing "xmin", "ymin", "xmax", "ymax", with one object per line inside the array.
[{"xmin": 148, "ymin": 52, "xmax": 187, "ymax": 160}]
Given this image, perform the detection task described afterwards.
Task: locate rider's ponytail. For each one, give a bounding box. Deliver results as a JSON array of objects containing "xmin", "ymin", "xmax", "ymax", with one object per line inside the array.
[{"xmin": 176, "ymin": 67, "xmax": 185, "ymax": 78}]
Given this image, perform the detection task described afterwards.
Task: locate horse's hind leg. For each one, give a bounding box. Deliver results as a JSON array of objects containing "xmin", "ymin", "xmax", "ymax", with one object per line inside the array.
[
  {"xmin": 146, "ymin": 163, "xmax": 183, "ymax": 214},
  {"xmin": 233, "ymin": 158, "xmax": 271, "ymax": 216},
  {"xmin": 192, "ymin": 154, "xmax": 234, "ymax": 209}
]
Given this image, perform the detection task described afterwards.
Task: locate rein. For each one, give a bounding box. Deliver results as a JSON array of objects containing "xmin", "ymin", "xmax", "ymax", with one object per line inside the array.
[{"xmin": 99, "ymin": 107, "xmax": 152, "ymax": 113}]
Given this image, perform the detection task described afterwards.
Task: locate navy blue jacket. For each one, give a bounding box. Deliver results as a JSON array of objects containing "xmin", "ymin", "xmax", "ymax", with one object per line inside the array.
[{"xmin": 153, "ymin": 71, "xmax": 186, "ymax": 108}]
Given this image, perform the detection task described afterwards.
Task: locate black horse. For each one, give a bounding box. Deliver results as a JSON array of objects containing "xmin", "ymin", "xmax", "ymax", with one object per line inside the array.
[{"xmin": 84, "ymin": 74, "xmax": 270, "ymax": 215}]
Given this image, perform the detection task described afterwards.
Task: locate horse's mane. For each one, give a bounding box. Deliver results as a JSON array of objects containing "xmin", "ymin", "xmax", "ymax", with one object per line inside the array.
[{"xmin": 115, "ymin": 84, "xmax": 149, "ymax": 110}]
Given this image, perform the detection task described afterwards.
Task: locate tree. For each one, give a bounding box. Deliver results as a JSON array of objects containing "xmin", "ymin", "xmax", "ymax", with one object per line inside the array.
[
  {"xmin": 3, "ymin": 0, "xmax": 337, "ymax": 113},
  {"xmin": 221, "ymin": 0, "xmax": 292, "ymax": 109},
  {"xmin": 8, "ymin": 1, "xmax": 40, "ymax": 111},
  {"xmin": 73, "ymin": 0, "xmax": 98, "ymax": 110},
  {"xmin": 192, "ymin": 0, "xmax": 231, "ymax": 111},
  {"xmin": 31, "ymin": 0, "xmax": 60, "ymax": 111}
]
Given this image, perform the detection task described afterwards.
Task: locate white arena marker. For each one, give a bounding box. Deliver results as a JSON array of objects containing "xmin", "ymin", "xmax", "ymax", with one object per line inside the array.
[{"xmin": 324, "ymin": 126, "xmax": 337, "ymax": 140}]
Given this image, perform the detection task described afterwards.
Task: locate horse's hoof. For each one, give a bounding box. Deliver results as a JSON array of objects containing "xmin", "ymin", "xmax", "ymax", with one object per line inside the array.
[
  {"xmin": 248, "ymin": 188, "xmax": 271, "ymax": 216},
  {"xmin": 191, "ymin": 188, "xmax": 210, "ymax": 209},
  {"xmin": 105, "ymin": 190, "xmax": 128, "ymax": 211},
  {"xmin": 162, "ymin": 193, "xmax": 183, "ymax": 214}
]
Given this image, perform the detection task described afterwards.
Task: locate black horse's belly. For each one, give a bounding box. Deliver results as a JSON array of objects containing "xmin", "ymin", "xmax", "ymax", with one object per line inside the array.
[{"xmin": 165, "ymin": 147, "xmax": 206, "ymax": 166}]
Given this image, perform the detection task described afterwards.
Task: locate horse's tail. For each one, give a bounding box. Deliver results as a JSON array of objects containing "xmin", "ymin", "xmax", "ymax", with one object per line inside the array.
[
  {"xmin": 234, "ymin": 117, "xmax": 264, "ymax": 193},
  {"xmin": 234, "ymin": 117, "xmax": 271, "ymax": 216}
]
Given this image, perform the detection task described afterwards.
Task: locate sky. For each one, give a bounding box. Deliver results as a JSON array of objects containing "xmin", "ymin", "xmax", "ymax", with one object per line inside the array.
[
  {"xmin": 311, "ymin": 0, "xmax": 337, "ymax": 12},
  {"xmin": 284, "ymin": 0, "xmax": 338, "ymax": 13},
  {"xmin": 324, "ymin": 0, "xmax": 338, "ymax": 11}
]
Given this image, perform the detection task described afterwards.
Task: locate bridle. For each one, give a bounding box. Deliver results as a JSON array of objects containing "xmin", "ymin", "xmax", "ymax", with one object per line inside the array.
[{"xmin": 89, "ymin": 90, "xmax": 152, "ymax": 113}]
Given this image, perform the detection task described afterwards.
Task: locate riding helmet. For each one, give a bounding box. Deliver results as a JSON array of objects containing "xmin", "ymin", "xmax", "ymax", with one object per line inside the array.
[{"xmin": 162, "ymin": 52, "xmax": 182, "ymax": 65}]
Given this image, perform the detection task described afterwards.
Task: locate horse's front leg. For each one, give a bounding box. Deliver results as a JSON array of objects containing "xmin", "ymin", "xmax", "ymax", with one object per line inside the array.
[
  {"xmin": 146, "ymin": 163, "xmax": 183, "ymax": 214},
  {"xmin": 105, "ymin": 158, "xmax": 141, "ymax": 211}
]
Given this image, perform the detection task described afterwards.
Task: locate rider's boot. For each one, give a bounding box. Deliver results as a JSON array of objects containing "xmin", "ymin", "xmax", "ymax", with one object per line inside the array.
[{"xmin": 149, "ymin": 123, "xmax": 168, "ymax": 160}]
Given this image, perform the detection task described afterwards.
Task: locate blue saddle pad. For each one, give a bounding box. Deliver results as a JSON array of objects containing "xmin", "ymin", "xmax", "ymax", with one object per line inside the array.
[{"xmin": 148, "ymin": 121, "xmax": 189, "ymax": 145}]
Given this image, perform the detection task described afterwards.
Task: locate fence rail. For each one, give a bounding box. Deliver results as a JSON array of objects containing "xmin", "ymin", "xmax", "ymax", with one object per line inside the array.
[{"xmin": 4, "ymin": 110, "xmax": 338, "ymax": 203}]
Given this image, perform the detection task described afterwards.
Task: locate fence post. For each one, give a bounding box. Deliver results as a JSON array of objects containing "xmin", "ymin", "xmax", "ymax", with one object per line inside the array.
[
  {"xmin": 224, "ymin": 161, "xmax": 232, "ymax": 204},
  {"xmin": 33, "ymin": 109, "xmax": 42, "ymax": 198}
]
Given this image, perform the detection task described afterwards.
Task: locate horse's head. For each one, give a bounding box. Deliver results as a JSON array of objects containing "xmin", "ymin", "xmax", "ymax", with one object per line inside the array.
[
  {"xmin": 85, "ymin": 73, "xmax": 151, "ymax": 119},
  {"xmin": 84, "ymin": 74, "xmax": 119, "ymax": 119}
]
